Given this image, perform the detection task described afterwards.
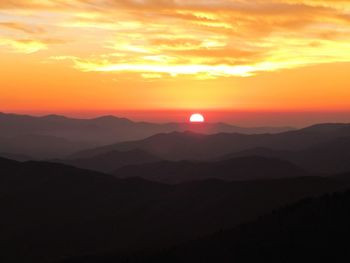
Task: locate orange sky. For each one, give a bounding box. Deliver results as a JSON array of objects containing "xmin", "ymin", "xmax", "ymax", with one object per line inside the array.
[{"xmin": 1, "ymin": 0, "xmax": 350, "ymax": 124}]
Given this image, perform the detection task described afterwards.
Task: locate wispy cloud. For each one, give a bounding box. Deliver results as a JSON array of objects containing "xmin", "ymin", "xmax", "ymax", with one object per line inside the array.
[
  {"xmin": 2, "ymin": 0, "xmax": 350, "ymax": 78},
  {"xmin": 0, "ymin": 22, "xmax": 45, "ymax": 34},
  {"xmin": 0, "ymin": 38, "xmax": 65, "ymax": 53}
]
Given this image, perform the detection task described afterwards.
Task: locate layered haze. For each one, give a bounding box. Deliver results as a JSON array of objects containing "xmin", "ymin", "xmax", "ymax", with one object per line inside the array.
[{"xmin": 2, "ymin": 2, "xmax": 350, "ymax": 262}]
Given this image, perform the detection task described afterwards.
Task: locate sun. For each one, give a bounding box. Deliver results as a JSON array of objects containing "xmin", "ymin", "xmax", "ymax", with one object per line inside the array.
[{"xmin": 190, "ymin": 113, "xmax": 205, "ymax": 123}]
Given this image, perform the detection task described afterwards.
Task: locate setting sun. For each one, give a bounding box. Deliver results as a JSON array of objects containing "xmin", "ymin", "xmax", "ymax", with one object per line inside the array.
[
  {"xmin": 2, "ymin": 0, "xmax": 350, "ymax": 122},
  {"xmin": 190, "ymin": 113, "xmax": 205, "ymax": 123}
]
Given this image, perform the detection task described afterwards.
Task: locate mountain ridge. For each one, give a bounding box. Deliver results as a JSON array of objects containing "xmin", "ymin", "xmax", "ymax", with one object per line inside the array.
[
  {"xmin": 113, "ymin": 156, "xmax": 308, "ymax": 184},
  {"xmin": 2, "ymin": 156, "xmax": 350, "ymax": 262},
  {"xmin": 73, "ymin": 122, "xmax": 350, "ymax": 161},
  {"xmin": 0, "ymin": 112, "xmax": 294, "ymax": 158}
]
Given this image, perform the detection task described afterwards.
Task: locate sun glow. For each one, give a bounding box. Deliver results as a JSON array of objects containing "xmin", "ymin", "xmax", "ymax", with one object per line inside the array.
[{"xmin": 190, "ymin": 113, "xmax": 205, "ymax": 123}]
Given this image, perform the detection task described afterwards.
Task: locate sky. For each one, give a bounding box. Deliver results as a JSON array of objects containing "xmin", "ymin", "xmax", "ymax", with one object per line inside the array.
[{"xmin": 1, "ymin": 0, "xmax": 350, "ymax": 126}]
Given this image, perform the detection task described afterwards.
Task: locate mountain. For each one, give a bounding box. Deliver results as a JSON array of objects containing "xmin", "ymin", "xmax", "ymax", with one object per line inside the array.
[
  {"xmin": 223, "ymin": 136, "xmax": 350, "ymax": 174},
  {"xmin": 1, "ymin": 157, "xmax": 350, "ymax": 263},
  {"xmin": 0, "ymin": 112, "xmax": 292, "ymax": 158},
  {"xmin": 74, "ymin": 123, "xmax": 350, "ymax": 161},
  {"xmin": 0, "ymin": 112, "xmax": 292, "ymax": 143},
  {"xmin": 0, "ymin": 134, "xmax": 95, "ymax": 159},
  {"xmin": 116, "ymin": 190, "xmax": 350, "ymax": 263},
  {"xmin": 0, "ymin": 152, "xmax": 33, "ymax": 161},
  {"xmin": 113, "ymin": 156, "xmax": 308, "ymax": 184},
  {"xmin": 294, "ymin": 136, "xmax": 350, "ymax": 173},
  {"xmin": 61, "ymin": 149, "xmax": 161, "ymax": 173}
]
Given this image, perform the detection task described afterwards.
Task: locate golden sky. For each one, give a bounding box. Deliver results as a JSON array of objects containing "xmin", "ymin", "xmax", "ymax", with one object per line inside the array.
[{"xmin": 1, "ymin": 0, "xmax": 350, "ymax": 120}]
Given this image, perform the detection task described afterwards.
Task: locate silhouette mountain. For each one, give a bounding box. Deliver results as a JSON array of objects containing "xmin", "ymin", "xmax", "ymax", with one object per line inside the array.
[
  {"xmin": 0, "ymin": 112, "xmax": 292, "ymax": 158},
  {"xmin": 223, "ymin": 136, "xmax": 350, "ymax": 174},
  {"xmin": 113, "ymin": 156, "xmax": 307, "ymax": 184},
  {"xmin": 0, "ymin": 152, "xmax": 33, "ymax": 161},
  {"xmin": 113, "ymin": 190, "xmax": 350, "ymax": 263},
  {"xmin": 61, "ymin": 149, "xmax": 161, "ymax": 173},
  {"xmin": 0, "ymin": 134, "xmax": 95, "ymax": 159},
  {"xmin": 1, "ymin": 157, "xmax": 350, "ymax": 263},
  {"xmin": 74, "ymin": 123, "xmax": 350, "ymax": 161}
]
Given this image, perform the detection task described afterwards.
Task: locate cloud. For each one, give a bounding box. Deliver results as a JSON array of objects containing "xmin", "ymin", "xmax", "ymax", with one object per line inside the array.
[
  {"xmin": 0, "ymin": 38, "xmax": 47, "ymax": 53},
  {"xmin": 2, "ymin": 0, "xmax": 350, "ymax": 77},
  {"xmin": 0, "ymin": 38, "xmax": 66, "ymax": 53},
  {"xmin": 0, "ymin": 22, "xmax": 45, "ymax": 34},
  {"xmin": 56, "ymin": 56, "xmax": 260, "ymax": 77}
]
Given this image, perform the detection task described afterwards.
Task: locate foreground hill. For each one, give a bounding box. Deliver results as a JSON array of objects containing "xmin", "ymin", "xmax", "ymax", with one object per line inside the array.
[
  {"xmin": 0, "ymin": 152, "xmax": 32, "ymax": 161},
  {"xmin": 74, "ymin": 123, "xmax": 350, "ymax": 161},
  {"xmin": 113, "ymin": 156, "xmax": 307, "ymax": 184},
  {"xmin": 1, "ymin": 157, "xmax": 350, "ymax": 262},
  {"xmin": 123, "ymin": 190, "xmax": 350, "ymax": 263}
]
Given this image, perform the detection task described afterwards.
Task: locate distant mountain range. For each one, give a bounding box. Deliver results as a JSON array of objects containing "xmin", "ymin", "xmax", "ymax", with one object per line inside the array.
[
  {"xmin": 0, "ymin": 112, "xmax": 292, "ymax": 158},
  {"xmin": 74, "ymin": 123, "xmax": 350, "ymax": 163},
  {"xmin": 1, "ymin": 157, "xmax": 350, "ymax": 263},
  {"xmin": 52, "ymin": 122, "xmax": 350, "ymax": 180},
  {"xmin": 60, "ymin": 149, "xmax": 308, "ymax": 182},
  {"xmin": 113, "ymin": 156, "xmax": 308, "ymax": 184},
  {"xmin": 0, "ymin": 134, "xmax": 92, "ymax": 159},
  {"xmin": 62, "ymin": 149, "xmax": 161, "ymax": 173},
  {"xmin": 222, "ymin": 136, "xmax": 350, "ymax": 174}
]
